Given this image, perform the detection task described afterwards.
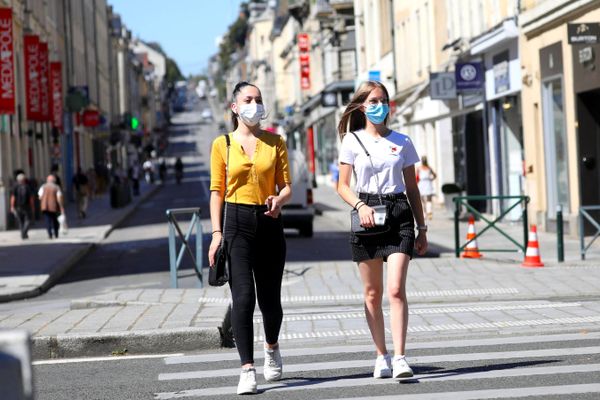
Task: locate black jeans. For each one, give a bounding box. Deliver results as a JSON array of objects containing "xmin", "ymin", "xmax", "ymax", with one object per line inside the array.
[
  {"xmin": 43, "ymin": 211, "xmax": 60, "ymax": 238},
  {"xmin": 14, "ymin": 208, "xmax": 31, "ymax": 239},
  {"xmin": 224, "ymin": 203, "xmax": 286, "ymax": 365}
]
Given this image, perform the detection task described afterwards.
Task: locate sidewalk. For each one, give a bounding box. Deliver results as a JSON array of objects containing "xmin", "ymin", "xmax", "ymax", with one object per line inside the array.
[
  {"xmin": 2, "ymin": 184, "xmax": 600, "ymax": 360},
  {"xmin": 0, "ymin": 182, "xmax": 160, "ymax": 302}
]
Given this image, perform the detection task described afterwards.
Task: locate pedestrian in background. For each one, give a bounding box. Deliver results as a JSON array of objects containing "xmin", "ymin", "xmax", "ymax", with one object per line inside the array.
[
  {"xmin": 174, "ymin": 157, "xmax": 184, "ymax": 184},
  {"xmin": 73, "ymin": 167, "xmax": 89, "ymax": 218},
  {"xmin": 38, "ymin": 175, "xmax": 64, "ymax": 239},
  {"xmin": 86, "ymin": 167, "xmax": 97, "ymax": 199},
  {"xmin": 417, "ymin": 155, "xmax": 437, "ymax": 220},
  {"xmin": 336, "ymin": 81, "xmax": 428, "ymax": 380},
  {"xmin": 208, "ymin": 81, "xmax": 292, "ymax": 395},
  {"xmin": 130, "ymin": 160, "xmax": 141, "ymax": 196},
  {"xmin": 10, "ymin": 173, "xmax": 34, "ymax": 239}
]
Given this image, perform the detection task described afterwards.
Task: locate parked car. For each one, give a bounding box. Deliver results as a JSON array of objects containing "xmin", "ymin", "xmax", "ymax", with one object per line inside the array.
[{"xmin": 282, "ymin": 148, "xmax": 315, "ymax": 237}]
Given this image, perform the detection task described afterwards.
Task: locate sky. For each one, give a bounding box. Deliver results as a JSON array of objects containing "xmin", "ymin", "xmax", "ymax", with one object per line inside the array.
[{"xmin": 109, "ymin": 0, "xmax": 245, "ymax": 76}]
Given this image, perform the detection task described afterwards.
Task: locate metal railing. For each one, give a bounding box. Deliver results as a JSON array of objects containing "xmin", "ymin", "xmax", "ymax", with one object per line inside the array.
[
  {"xmin": 453, "ymin": 195, "xmax": 530, "ymax": 258},
  {"xmin": 166, "ymin": 208, "xmax": 203, "ymax": 288},
  {"xmin": 580, "ymin": 206, "xmax": 600, "ymax": 260}
]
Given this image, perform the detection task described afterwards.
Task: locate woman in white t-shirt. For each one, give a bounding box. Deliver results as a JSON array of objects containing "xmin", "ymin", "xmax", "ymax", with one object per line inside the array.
[{"xmin": 337, "ymin": 81, "xmax": 427, "ymax": 380}]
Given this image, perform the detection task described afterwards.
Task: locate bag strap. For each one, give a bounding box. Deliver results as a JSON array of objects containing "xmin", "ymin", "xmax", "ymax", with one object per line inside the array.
[
  {"xmin": 221, "ymin": 134, "xmax": 231, "ymax": 247},
  {"xmin": 350, "ymin": 131, "xmax": 383, "ymax": 205}
]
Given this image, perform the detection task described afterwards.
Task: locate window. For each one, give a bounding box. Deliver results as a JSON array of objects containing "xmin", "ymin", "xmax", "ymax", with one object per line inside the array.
[{"xmin": 379, "ymin": 0, "xmax": 392, "ymax": 56}]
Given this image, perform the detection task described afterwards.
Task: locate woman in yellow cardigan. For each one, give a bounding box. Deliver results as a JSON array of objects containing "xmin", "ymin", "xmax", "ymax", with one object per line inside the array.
[{"xmin": 208, "ymin": 81, "xmax": 292, "ymax": 395}]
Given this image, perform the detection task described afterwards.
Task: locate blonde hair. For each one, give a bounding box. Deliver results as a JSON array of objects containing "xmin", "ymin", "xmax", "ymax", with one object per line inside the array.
[{"xmin": 337, "ymin": 81, "xmax": 390, "ymax": 140}]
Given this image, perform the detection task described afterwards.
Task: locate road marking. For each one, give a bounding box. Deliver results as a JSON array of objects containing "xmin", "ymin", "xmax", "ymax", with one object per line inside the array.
[
  {"xmin": 33, "ymin": 353, "xmax": 185, "ymax": 365},
  {"xmin": 197, "ymin": 287, "xmax": 520, "ymax": 303},
  {"xmin": 256, "ymin": 315, "xmax": 600, "ymax": 341},
  {"xmin": 164, "ymin": 331, "xmax": 600, "ymax": 364},
  {"xmin": 254, "ymin": 302, "xmax": 582, "ymax": 323},
  {"xmin": 318, "ymin": 384, "xmax": 600, "ymax": 400},
  {"xmin": 159, "ymin": 347, "xmax": 600, "ymax": 381},
  {"xmin": 154, "ymin": 364, "xmax": 600, "ymax": 398}
]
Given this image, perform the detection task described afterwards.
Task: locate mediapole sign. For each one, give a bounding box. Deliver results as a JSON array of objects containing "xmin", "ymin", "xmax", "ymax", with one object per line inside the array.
[
  {"xmin": 0, "ymin": 8, "xmax": 15, "ymax": 114},
  {"xmin": 24, "ymin": 34, "xmax": 41, "ymax": 121}
]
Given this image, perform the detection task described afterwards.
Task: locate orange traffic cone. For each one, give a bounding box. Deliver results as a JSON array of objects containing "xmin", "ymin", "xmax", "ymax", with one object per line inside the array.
[
  {"xmin": 461, "ymin": 215, "xmax": 483, "ymax": 259},
  {"xmin": 522, "ymin": 224, "xmax": 544, "ymax": 267}
]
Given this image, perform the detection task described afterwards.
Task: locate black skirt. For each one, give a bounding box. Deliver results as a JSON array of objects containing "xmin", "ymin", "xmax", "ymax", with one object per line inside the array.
[{"xmin": 350, "ymin": 192, "xmax": 415, "ymax": 262}]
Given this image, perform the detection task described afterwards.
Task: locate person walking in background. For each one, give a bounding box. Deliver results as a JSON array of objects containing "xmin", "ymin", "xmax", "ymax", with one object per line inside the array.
[
  {"xmin": 417, "ymin": 156, "xmax": 437, "ymax": 220},
  {"xmin": 73, "ymin": 167, "xmax": 89, "ymax": 218},
  {"xmin": 86, "ymin": 167, "xmax": 97, "ymax": 200},
  {"xmin": 10, "ymin": 173, "xmax": 34, "ymax": 239},
  {"xmin": 174, "ymin": 157, "xmax": 184, "ymax": 184},
  {"xmin": 208, "ymin": 81, "xmax": 292, "ymax": 395},
  {"xmin": 130, "ymin": 160, "xmax": 141, "ymax": 196},
  {"xmin": 38, "ymin": 175, "xmax": 64, "ymax": 239},
  {"xmin": 336, "ymin": 81, "xmax": 428, "ymax": 380}
]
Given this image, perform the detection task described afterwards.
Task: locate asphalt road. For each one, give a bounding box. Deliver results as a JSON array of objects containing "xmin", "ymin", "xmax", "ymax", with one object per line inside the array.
[{"xmin": 33, "ymin": 332, "xmax": 600, "ymax": 399}]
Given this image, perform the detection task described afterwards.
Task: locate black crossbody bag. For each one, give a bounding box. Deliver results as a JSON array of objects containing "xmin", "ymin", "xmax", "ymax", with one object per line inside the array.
[
  {"xmin": 209, "ymin": 134, "xmax": 231, "ymax": 287},
  {"xmin": 349, "ymin": 131, "xmax": 390, "ymax": 236}
]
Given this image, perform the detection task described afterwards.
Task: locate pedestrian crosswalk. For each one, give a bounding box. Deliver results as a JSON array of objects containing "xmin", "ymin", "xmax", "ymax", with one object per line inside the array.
[{"xmin": 153, "ymin": 331, "xmax": 600, "ymax": 399}]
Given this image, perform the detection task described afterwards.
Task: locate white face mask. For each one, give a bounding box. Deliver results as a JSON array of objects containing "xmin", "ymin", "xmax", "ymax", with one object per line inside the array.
[{"xmin": 237, "ymin": 103, "xmax": 265, "ymax": 126}]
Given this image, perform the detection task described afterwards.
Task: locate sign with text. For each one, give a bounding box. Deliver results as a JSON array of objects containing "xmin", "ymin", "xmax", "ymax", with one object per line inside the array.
[
  {"xmin": 49, "ymin": 62, "xmax": 63, "ymax": 130},
  {"xmin": 568, "ymin": 23, "xmax": 600, "ymax": 44},
  {"xmin": 0, "ymin": 8, "xmax": 15, "ymax": 114},
  {"xmin": 429, "ymin": 72, "xmax": 456, "ymax": 99},
  {"xmin": 455, "ymin": 62, "xmax": 484, "ymax": 90},
  {"xmin": 38, "ymin": 41, "xmax": 50, "ymax": 121},
  {"xmin": 24, "ymin": 35, "xmax": 41, "ymax": 121},
  {"xmin": 298, "ymin": 33, "xmax": 310, "ymax": 90}
]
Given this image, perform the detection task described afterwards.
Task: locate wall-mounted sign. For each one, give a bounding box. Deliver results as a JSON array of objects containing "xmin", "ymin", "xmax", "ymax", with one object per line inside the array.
[
  {"xmin": 455, "ymin": 62, "xmax": 484, "ymax": 90},
  {"xmin": 493, "ymin": 51, "xmax": 510, "ymax": 95},
  {"xmin": 568, "ymin": 23, "xmax": 600, "ymax": 44},
  {"xmin": 38, "ymin": 41, "xmax": 50, "ymax": 121},
  {"xmin": 49, "ymin": 62, "xmax": 63, "ymax": 131},
  {"xmin": 0, "ymin": 8, "xmax": 15, "ymax": 115},
  {"xmin": 82, "ymin": 109, "xmax": 100, "ymax": 127},
  {"xmin": 429, "ymin": 72, "xmax": 456, "ymax": 99},
  {"xmin": 321, "ymin": 91, "xmax": 337, "ymax": 107},
  {"xmin": 298, "ymin": 33, "xmax": 310, "ymax": 90},
  {"xmin": 24, "ymin": 34, "xmax": 41, "ymax": 121},
  {"xmin": 368, "ymin": 70, "xmax": 381, "ymax": 82}
]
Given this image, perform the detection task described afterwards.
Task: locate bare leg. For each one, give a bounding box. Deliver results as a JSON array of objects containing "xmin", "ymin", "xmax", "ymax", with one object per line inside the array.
[
  {"xmin": 386, "ymin": 252, "xmax": 410, "ymax": 356},
  {"xmin": 357, "ymin": 258, "xmax": 387, "ymax": 355}
]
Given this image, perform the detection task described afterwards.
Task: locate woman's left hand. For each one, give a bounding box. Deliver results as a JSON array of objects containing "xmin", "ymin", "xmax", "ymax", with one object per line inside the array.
[
  {"xmin": 264, "ymin": 195, "xmax": 282, "ymax": 218},
  {"xmin": 415, "ymin": 231, "xmax": 428, "ymax": 256}
]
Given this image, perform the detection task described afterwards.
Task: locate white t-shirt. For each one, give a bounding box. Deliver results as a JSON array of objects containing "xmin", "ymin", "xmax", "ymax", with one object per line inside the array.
[{"xmin": 339, "ymin": 129, "xmax": 420, "ymax": 194}]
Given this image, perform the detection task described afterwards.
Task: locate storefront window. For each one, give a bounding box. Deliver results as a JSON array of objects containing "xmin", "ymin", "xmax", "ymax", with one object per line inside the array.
[{"xmin": 542, "ymin": 78, "xmax": 569, "ymax": 214}]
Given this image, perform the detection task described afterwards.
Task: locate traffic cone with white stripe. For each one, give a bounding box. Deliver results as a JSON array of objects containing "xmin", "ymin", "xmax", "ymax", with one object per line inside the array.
[
  {"xmin": 461, "ymin": 215, "xmax": 483, "ymax": 259},
  {"xmin": 522, "ymin": 224, "xmax": 544, "ymax": 267}
]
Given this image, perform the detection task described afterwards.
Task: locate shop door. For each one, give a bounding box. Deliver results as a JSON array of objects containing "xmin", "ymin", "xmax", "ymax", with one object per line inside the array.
[
  {"xmin": 465, "ymin": 110, "xmax": 487, "ymax": 212},
  {"xmin": 577, "ymin": 89, "xmax": 600, "ymax": 233}
]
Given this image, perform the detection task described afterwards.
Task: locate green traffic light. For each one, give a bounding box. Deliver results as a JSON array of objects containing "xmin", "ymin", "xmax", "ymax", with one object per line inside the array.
[{"xmin": 131, "ymin": 117, "xmax": 139, "ymax": 130}]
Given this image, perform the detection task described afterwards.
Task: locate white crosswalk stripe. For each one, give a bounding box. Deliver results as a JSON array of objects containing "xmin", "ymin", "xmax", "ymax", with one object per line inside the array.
[{"xmin": 154, "ymin": 331, "xmax": 600, "ymax": 399}]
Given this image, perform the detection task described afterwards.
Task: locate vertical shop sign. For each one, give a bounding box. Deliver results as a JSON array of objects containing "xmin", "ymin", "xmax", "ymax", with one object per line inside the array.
[
  {"xmin": 38, "ymin": 41, "xmax": 50, "ymax": 121},
  {"xmin": 298, "ymin": 33, "xmax": 311, "ymax": 90},
  {"xmin": 24, "ymin": 35, "xmax": 41, "ymax": 121},
  {"xmin": 0, "ymin": 8, "xmax": 15, "ymax": 114},
  {"xmin": 49, "ymin": 62, "xmax": 63, "ymax": 130}
]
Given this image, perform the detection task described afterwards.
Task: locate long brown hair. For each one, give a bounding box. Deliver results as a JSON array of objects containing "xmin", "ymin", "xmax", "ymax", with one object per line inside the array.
[
  {"xmin": 337, "ymin": 80, "xmax": 390, "ymax": 140},
  {"xmin": 230, "ymin": 81, "xmax": 260, "ymax": 130}
]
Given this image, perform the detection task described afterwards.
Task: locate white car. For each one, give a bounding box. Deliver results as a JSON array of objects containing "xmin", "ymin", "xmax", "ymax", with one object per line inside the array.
[
  {"xmin": 201, "ymin": 108, "xmax": 213, "ymax": 121},
  {"xmin": 282, "ymin": 148, "xmax": 315, "ymax": 237}
]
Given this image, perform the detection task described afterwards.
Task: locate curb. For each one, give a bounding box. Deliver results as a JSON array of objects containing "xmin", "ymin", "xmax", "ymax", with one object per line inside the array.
[
  {"xmin": 0, "ymin": 185, "xmax": 161, "ymax": 303},
  {"xmin": 32, "ymin": 327, "xmax": 222, "ymax": 360}
]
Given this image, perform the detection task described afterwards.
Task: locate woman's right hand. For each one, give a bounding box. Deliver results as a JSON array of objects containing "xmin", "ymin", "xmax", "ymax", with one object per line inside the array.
[
  {"xmin": 208, "ymin": 233, "xmax": 222, "ymax": 267},
  {"xmin": 358, "ymin": 204, "xmax": 375, "ymax": 228}
]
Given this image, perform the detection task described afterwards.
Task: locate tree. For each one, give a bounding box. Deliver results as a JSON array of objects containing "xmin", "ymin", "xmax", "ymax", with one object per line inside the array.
[{"xmin": 146, "ymin": 41, "xmax": 184, "ymax": 84}]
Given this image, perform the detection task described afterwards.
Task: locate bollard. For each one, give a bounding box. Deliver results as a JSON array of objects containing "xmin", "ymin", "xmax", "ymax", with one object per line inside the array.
[
  {"xmin": 0, "ymin": 329, "xmax": 33, "ymax": 400},
  {"xmin": 557, "ymin": 205, "xmax": 564, "ymax": 263}
]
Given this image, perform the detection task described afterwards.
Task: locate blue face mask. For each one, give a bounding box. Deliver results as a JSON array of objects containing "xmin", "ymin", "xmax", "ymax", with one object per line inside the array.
[{"xmin": 365, "ymin": 103, "xmax": 389, "ymax": 124}]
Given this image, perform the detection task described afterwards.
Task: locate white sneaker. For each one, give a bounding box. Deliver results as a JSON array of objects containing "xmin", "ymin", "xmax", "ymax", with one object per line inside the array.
[
  {"xmin": 263, "ymin": 346, "xmax": 283, "ymax": 381},
  {"xmin": 392, "ymin": 355, "xmax": 414, "ymax": 378},
  {"xmin": 373, "ymin": 354, "xmax": 392, "ymax": 378},
  {"xmin": 237, "ymin": 367, "xmax": 257, "ymax": 395}
]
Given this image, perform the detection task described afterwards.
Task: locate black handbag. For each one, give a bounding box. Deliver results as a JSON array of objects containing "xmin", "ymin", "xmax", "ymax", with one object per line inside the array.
[
  {"xmin": 349, "ymin": 131, "xmax": 390, "ymax": 237},
  {"xmin": 209, "ymin": 134, "xmax": 231, "ymax": 287}
]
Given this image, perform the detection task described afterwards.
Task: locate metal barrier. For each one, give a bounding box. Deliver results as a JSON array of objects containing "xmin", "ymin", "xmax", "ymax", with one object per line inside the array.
[
  {"xmin": 166, "ymin": 208, "xmax": 203, "ymax": 288},
  {"xmin": 453, "ymin": 195, "xmax": 530, "ymax": 258},
  {"xmin": 580, "ymin": 206, "xmax": 600, "ymax": 260}
]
